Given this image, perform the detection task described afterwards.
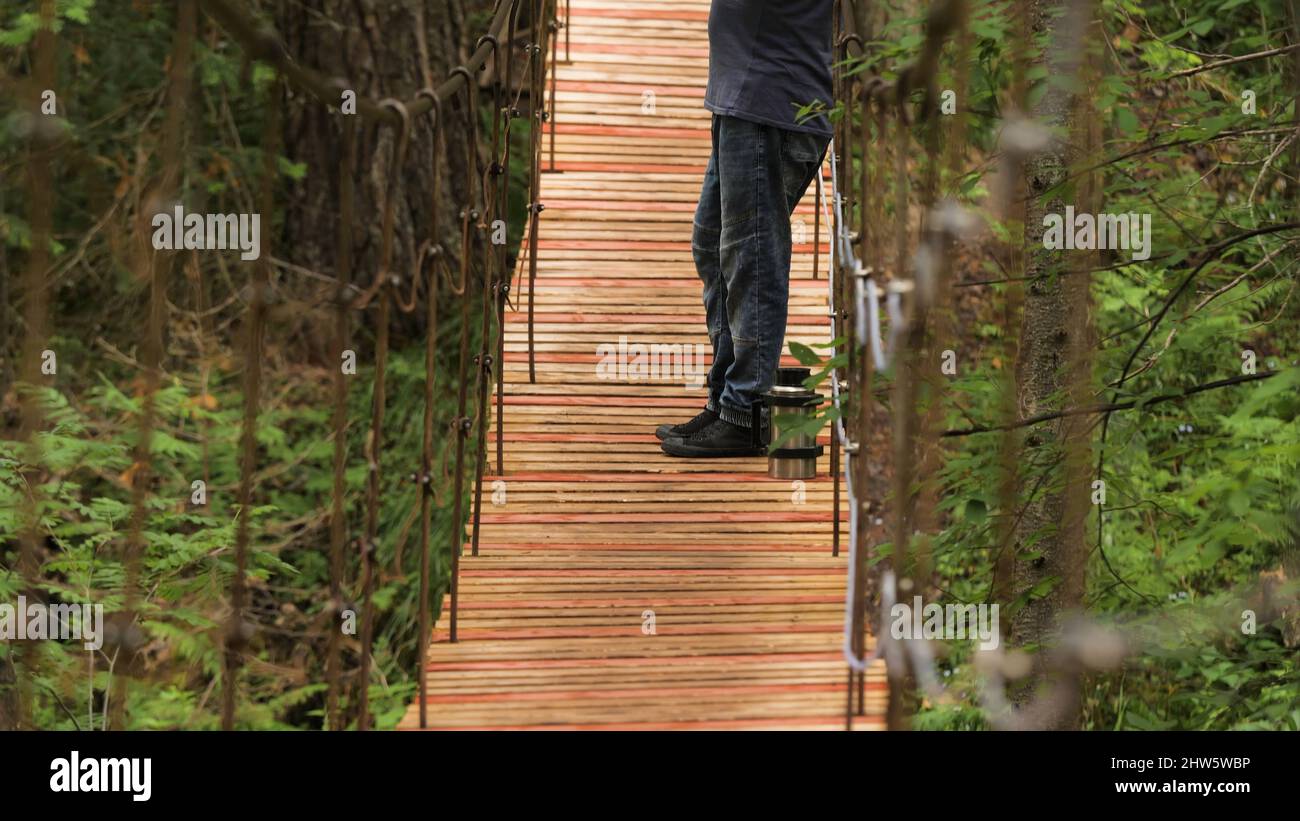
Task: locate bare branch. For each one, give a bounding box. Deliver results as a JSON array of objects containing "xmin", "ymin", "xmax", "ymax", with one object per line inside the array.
[
  {"xmin": 942, "ymin": 370, "xmax": 1280, "ymax": 437},
  {"xmin": 1166, "ymin": 43, "xmax": 1300, "ymax": 79}
]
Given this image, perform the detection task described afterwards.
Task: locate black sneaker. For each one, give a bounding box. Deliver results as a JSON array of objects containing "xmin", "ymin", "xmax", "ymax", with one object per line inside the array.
[
  {"xmin": 660, "ymin": 417, "xmax": 764, "ymax": 458},
  {"xmin": 654, "ymin": 408, "xmax": 718, "ymax": 441}
]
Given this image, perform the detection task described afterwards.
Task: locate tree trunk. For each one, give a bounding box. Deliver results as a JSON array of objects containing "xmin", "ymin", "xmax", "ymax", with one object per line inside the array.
[
  {"xmin": 277, "ymin": 0, "xmax": 487, "ymax": 357},
  {"xmin": 1010, "ymin": 0, "xmax": 1093, "ymax": 727}
]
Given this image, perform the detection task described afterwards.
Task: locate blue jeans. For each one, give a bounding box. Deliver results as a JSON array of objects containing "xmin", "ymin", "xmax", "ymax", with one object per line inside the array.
[{"xmin": 693, "ymin": 114, "xmax": 829, "ymax": 428}]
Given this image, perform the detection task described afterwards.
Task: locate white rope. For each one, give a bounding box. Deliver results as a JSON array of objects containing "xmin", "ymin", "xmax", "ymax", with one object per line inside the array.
[{"xmin": 821, "ymin": 141, "xmax": 872, "ymax": 673}]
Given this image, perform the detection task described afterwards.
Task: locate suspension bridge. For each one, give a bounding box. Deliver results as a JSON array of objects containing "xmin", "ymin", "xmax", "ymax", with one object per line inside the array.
[
  {"xmin": 395, "ymin": 0, "xmax": 887, "ymax": 730},
  {"xmin": 21, "ymin": 0, "xmax": 1281, "ymax": 736},
  {"xmin": 32, "ymin": 0, "xmax": 908, "ymax": 731}
]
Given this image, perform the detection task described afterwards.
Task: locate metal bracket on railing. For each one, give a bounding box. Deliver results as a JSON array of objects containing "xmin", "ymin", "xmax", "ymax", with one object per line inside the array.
[{"xmin": 847, "ymin": 263, "xmax": 913, "ymax": 373}]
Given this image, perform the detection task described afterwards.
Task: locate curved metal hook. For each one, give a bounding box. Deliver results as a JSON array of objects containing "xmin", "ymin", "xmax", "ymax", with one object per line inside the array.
[
  {"xmin": 861, "ymin": 74, "xmax": 888, "ymax": 105},
  {"xmin": 450, "ymin": 65, "xmax": 474, "ymax": 96},
  {"xmin": 379, "ymin": 97, "xmax": 412, "ymax": 166},
  {"xmin": 475, "ymin": 33, "xmax": 500, "ymax": 60},
  {"xmin": 415, "ymin": 86, "xmax": 444, "ymax": 131}
]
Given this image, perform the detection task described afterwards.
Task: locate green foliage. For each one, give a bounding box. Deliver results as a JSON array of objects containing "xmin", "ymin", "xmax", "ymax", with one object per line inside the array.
[
  {"xmin": 0, "ymin": 0, "xmax": 94, "ymax": 47},
  {"xmin": 829, "ymin": 0, "xmax": 1300, "ymax": 729},
  {"xmin": 0, "ymin": 0, "xmax": 497, "ymax": 729},
  {"xmin": 1, "ymin": 333, "xmax": 473, "ymax": 728}
]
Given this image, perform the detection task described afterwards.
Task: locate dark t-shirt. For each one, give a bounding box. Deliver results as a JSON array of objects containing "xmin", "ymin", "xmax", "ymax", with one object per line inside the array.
[{"xmin": 704, "ymin": 0, "xmax": 834, "ymax": 136}]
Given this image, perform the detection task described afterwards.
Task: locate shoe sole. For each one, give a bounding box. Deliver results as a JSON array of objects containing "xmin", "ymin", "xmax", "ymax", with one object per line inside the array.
[{"xmin": 659, "ymin": 438, "xmax": 765, "ymax": 458}]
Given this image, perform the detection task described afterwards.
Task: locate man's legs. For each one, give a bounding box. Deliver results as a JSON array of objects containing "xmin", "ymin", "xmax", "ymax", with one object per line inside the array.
[
  {"xmin": 713, "ymin": 115, "xmax": 828, "ymax": 426},
  {"xmin": 662, "ymin": 114, "xmax": 827, "ymax": 456}
]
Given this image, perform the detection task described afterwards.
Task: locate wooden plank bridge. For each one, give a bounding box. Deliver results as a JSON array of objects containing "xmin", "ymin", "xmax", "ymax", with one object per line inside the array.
[{"xmin": 398, "ymin": 0, "xmax": 886, "ymax": 730}]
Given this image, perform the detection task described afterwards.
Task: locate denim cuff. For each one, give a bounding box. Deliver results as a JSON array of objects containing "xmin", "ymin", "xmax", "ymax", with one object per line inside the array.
[
  {"xmin": 719, "ymin": 404, "xmax": 752, "ymax": 429},
  {"xmin": 706, "ymin": 398, "xmax": 720, "ymax": 414}
]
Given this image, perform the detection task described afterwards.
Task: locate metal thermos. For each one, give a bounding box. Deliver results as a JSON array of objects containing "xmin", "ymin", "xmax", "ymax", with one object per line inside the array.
[{"xmin": 751, "ymin": 367, "xmax": 825, "ymax": 480}]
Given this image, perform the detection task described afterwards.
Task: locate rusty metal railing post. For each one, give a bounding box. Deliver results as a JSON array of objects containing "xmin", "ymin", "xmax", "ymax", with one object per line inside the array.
[
  {"xmin": 325, "ymin": 104, "xmax": 357, "ymax": 734},
  {"xmin": 525, "ymin": 0, "xmax": 546, "ymax": 383},
  {"xmin": 548, "ymin": 1, "xmax": 559, "ymax": 172},
  {"xmin": 413, "ymin": 86, "xmax": 445, "ymax": 730},
  {"xmin": 471, "ymin": 34, "xmax": 504, "ymax": 560},
  {"xmin": 496, "ymin": 0, "xmax": 524, "ymax": 476},
  {"xmin": 448, "ymin": 69, "xmax": 480, "ymax": 643},
  {"xmin": 829, "ymin": 2, "xmax": 845, "ymax": 558},
  {"xmin": 357, "ymin": 99, "xmax": 410, "ymax": 731}
]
